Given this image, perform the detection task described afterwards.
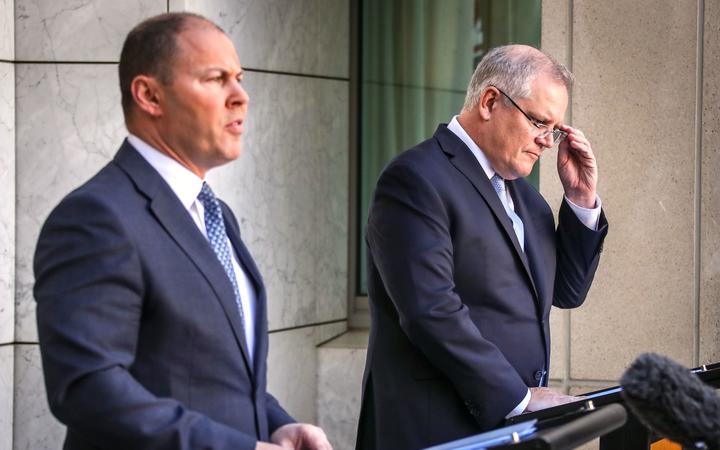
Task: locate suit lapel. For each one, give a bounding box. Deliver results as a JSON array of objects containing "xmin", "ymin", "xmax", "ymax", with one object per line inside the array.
[
  {"xmin": 222, "ymin": 207, "xmax": 268, "ymax": 376},
  {"xmin": 113, "ymin": 140, "xmax": 254, "ymax": 375},
  {"xmin": 506, "ymin": 180, "xmax": 546, "ymax": 308},
  {"xmin": 435, "ymin": 126, "xmax": 539, "ymax": 302}
]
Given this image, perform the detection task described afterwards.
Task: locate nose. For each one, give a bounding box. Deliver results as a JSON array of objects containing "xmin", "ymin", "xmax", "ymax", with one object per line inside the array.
[
  {"xmin": 535, "ymin": 131, "xmax": 554, "ymax": 148},
  {"xmin": 228, "ymin": 80, "xmax": 249, "ymax": 108}
]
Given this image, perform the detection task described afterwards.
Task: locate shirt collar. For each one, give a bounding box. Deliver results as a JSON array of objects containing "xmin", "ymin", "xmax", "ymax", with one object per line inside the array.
[
  {"xmin": 127, "ymin": 134, "xmax": 205, "ymax": 210},
  {"xmin": 447, "ymin": 115, "xmax": 496, "ymax": 180}
]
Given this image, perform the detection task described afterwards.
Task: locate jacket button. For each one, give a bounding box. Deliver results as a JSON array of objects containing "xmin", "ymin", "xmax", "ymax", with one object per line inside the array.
[{"xmin": 534, "ymin": 370, "xmax": 543, "ymax": 381}]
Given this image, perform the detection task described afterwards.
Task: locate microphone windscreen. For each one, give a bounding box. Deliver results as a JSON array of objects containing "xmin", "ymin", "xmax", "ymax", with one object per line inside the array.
[{"xmin": 620, "ymin": 353, "xmax": 720, "ymax": 449}]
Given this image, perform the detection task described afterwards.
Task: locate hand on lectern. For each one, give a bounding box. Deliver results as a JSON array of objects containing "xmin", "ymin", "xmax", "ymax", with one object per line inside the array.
[{"xmin": 526, "ymin": 387, "xmax": 581, "ymax": 412}]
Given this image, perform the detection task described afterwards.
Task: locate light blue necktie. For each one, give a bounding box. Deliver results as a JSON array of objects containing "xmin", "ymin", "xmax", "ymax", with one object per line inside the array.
[
  {"xmin": 490, "ymin": 174, "xmax": 525, "ymax": 251},
  {"xmin": 197, "ymin": 182, "xmax": 245, "ymax": 326}
]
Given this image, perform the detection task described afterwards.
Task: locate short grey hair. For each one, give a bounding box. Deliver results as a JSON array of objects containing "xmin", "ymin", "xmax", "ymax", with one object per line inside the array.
[{"xmin": 462, "ymin": 45, "xmax": 574, "ymax": 111}]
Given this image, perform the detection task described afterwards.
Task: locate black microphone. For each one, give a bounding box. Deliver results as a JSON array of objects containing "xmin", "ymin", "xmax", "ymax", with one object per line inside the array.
[{"xmin": 620, "ymin": 353, "xmax": 720, "ymax": 449}]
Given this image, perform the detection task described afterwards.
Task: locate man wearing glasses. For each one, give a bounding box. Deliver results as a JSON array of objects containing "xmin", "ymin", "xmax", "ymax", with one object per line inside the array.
[{"xmin": 357, "ymin": 45, "xmax": 608, "ymax": 450}]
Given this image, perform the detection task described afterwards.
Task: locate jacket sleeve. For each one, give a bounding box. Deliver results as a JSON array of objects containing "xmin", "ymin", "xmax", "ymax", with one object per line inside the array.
[
  {"xmin": 33, "ymin": 192, "xmax": 258, "ymax": 450},
  {"xmin": 265, "ymin": 393, "xmax": 295, "ymax": 434},
  {"xmin": 552, "ymin": 199, "xmax": 609, "ymax": 309},
  {"xmin": 366, "ymin": 162, "xmax": 529, "ymax": 427}
]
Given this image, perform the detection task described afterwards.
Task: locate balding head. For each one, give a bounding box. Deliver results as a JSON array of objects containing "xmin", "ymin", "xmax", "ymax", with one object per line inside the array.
[
  {"xmin": 462, "ymin": 45, "xmax": 573, "ymax": 112},
  {"xmin": 118, "ymin": 12, "xmax": 225, "ymax": 119}
]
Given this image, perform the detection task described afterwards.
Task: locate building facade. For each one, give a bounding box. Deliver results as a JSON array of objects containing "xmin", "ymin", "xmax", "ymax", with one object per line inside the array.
[{"xmin": 0, "ymin": 1, "xmax": 718, "ymax": 449}]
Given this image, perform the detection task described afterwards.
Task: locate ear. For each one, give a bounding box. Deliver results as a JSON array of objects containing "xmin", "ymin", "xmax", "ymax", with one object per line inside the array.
[
  {"xmin": 130, "ymin": 75, "xmax": 164, "ymax": 118},
  {"xmin": 478, "ymin": 86, "xmax": 500, "ymax": 121}
]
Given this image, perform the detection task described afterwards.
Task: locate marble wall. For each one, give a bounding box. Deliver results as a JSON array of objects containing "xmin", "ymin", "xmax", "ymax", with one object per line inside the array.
[
  {"xmin": 317, "ymin": 332, "xmax": 368, "ymax": 450},
  {"xmin": 540, "ymin": 0, "xmax": 720, "ymax": 398},
  {"xmin": 1, "ymin": 1, "xmax": 15, "ymax": 448},
  {"xmin": 4, "ymin": 0, "xmax": 350, "ymax": 448}
]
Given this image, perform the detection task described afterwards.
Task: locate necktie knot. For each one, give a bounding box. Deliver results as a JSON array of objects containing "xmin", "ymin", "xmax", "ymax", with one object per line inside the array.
[
  {"xmin": 490, "ymin": 174, "xmax": 506, "ymax": 195},
  {"xmin": 198, "ymin": 181, "xmax": 218, "ymax": 209}
]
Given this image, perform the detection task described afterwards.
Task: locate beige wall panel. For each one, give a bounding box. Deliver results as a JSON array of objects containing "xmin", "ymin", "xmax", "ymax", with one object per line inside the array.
[
  {"xmin": 540, "ymin": 0, "xmax": 572, "ymax": 210},
  {"xmin": 548, "ymin": 307, "xmax": 567, "ymax": 382},
  {"xmin": 700, "ymin": 0, "xmax": 720, "ymax": 365},
  {"xmin": 570, "ymin": 0, "xmax": 698, "ymax": 380},
  {"xmin": 541, "ymin": 0, "xmax": 570, "ymax": 62}
]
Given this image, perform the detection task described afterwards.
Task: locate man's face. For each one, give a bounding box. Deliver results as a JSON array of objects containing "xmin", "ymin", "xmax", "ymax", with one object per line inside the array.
[
  {"xmin": 157, "ymin": 25, "xmax": 248, "ymax": 175},
  {"xmin": 485, "ymin": 74, "xmax": 568, "ymax": 180}
]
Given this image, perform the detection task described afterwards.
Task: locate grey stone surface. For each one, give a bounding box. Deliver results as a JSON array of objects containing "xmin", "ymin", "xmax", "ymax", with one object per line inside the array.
[
  {"xmin": 0, "ymin": 0, "xmax": 13, "ymax": 60},
  {"xmin": 210, "ymin": 72, "xmax": 349, "ymax": 330},
  {"xmin": 0, "ymin": 346, "xmax": 12, "ymax": 450},
  {"xmin": 13, "ymin": 344, "xmax": 66, "ymax": 450},
  {"xmin": 569, "ymin": 0, "xmax": 698, "ymax": 380},
  {"xmin": 15, "ymin": 0, "xmax": 165, "ymax": 61},
  {"xmin": 179, "ymin": 0, "xmax": 349, "ymax": 78},
  {"xmin": 317, "ymin": 330, "xmax": 367, "ymax": 450},
  {"xmin": 0, "ymin": 63, "xmax": 13, "ymax": 344},
  {"xmin": 15, "ymin": 63, "xmax": 124, "ymax": 342},
  {"xmin": 266, "ymin": 321, "xmax": 347, "ymax": 424}
]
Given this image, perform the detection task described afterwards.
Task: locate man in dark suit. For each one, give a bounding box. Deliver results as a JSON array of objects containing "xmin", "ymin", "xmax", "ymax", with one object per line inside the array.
[
  {"xmin": 356, "ymin": 45, "xmax": 609, "ymax": 449},
  {"xmin": 34, "ymin": 13, "xmax": 331, "ymax": 450}
]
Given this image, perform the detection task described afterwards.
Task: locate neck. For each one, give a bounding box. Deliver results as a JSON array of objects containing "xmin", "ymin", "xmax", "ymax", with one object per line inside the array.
[{"xmin": 127, "ymin": 121, "xmax": 207, "ymax": 178}]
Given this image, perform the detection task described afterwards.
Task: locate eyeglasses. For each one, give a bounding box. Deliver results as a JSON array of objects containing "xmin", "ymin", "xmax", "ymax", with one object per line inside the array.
[{"xmin": 491, "ymin": 85, "xmax": 567, "ymax": 145}]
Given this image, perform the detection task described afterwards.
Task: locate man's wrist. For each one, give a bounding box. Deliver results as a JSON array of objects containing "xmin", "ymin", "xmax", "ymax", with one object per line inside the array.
[{"xmin": 565, "ymin": 193, "xmax": 596, "ymax": 209}]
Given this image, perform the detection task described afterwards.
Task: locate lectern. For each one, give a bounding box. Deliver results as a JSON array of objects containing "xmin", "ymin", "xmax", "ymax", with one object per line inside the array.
[
  {"xmin": 505, "ymin": 361, "xmax": 720, "ymax": 449},
  {"xmin": 424, "ymin": 404, "xmax": 627, "ymax": 450}
]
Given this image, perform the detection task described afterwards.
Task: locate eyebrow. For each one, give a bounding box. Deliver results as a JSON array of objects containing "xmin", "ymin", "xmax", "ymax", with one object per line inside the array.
[{"xmin": 201, "ymin": 67, "xmax": 244, "ymax": 77}]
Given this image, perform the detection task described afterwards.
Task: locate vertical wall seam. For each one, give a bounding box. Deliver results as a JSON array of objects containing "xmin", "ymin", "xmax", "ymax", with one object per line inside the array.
[
  {"xmin": 693, "ymin": 0, "xmax": 704, "ymax": 367},
  {"xmin": 12, "ymin": 0, "xmax": 18, "ymax": 446},
  {"xmin": 563, "ymin": 0, "xmax": 574, "ymax": 393}
]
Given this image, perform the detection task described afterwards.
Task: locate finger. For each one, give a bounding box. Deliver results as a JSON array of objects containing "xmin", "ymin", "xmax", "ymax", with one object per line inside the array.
[
  {"xmin": 565, "ymin": 139, "xmax": 595, "ymax": 159},
  {"xmin": 300, "ymin": 427, "xmax": 332, "ymax": 450},
  {"xmin": 558, "ymin": 124, "xmax": 585, "ymax": 138},
  {"xmin": 565, "ymin": 133, "xmax": 591, "ymax": 150}
]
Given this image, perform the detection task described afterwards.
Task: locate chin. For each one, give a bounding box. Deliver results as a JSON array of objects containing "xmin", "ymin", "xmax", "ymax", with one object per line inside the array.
[{"xmin": 222, "ymin": 143, "xmax": 243, "ymax": 162}]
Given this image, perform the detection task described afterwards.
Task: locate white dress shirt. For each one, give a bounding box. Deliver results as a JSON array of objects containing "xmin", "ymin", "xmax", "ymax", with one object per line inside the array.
[
  {"xmin": 446, "ymin": 116, "xmax": 601, "ymax": 417},
  {"xmin": 128, "ymin": 134, "xmax": 257, "ymax": 362}
]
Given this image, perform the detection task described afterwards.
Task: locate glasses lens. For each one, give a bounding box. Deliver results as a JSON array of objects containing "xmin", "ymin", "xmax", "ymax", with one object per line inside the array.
[{"xmin": 552, "ymin": 129, "xmax": 567, "ymax": 144}]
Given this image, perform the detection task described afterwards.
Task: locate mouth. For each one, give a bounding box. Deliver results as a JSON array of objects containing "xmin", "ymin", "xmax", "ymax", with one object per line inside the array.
[{"xmin": 225, "ymin": 119, "xmax": 244, "ymax": 135}]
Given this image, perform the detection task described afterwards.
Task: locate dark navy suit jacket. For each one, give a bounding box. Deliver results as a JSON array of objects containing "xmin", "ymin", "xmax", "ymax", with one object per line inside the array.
[
  {"xmin": 34, "ymin": 141, "xmax": 294, "ymax": 450},
  {"xmin": 356, "ymin": 125, "xmax": 608, "ymax": 450}
]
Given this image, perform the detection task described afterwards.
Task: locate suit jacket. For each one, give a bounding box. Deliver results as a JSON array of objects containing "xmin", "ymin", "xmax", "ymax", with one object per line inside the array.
[
  {"xmin": 34, "ymin": 141, "xmax": 294, "ymax": 450},
  {"xmin": 356, "ymin": 125, "xmax": 608, "ymax": 450}
]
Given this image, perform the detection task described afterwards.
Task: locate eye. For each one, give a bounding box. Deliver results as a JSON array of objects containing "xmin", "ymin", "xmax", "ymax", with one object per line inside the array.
[{"xmin": 529, "ymin": 117, "xmax": 547, "ymax": 130}]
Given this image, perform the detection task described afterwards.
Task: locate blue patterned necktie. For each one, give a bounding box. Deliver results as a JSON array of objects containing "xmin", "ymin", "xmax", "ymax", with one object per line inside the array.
[
  {"xmin": 490, "ymin": 174, "xmax": 525, "ymax": 251},
  {"xmin": 197, "ymin": 182, "xmax": 245, "ymax": 325}
]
